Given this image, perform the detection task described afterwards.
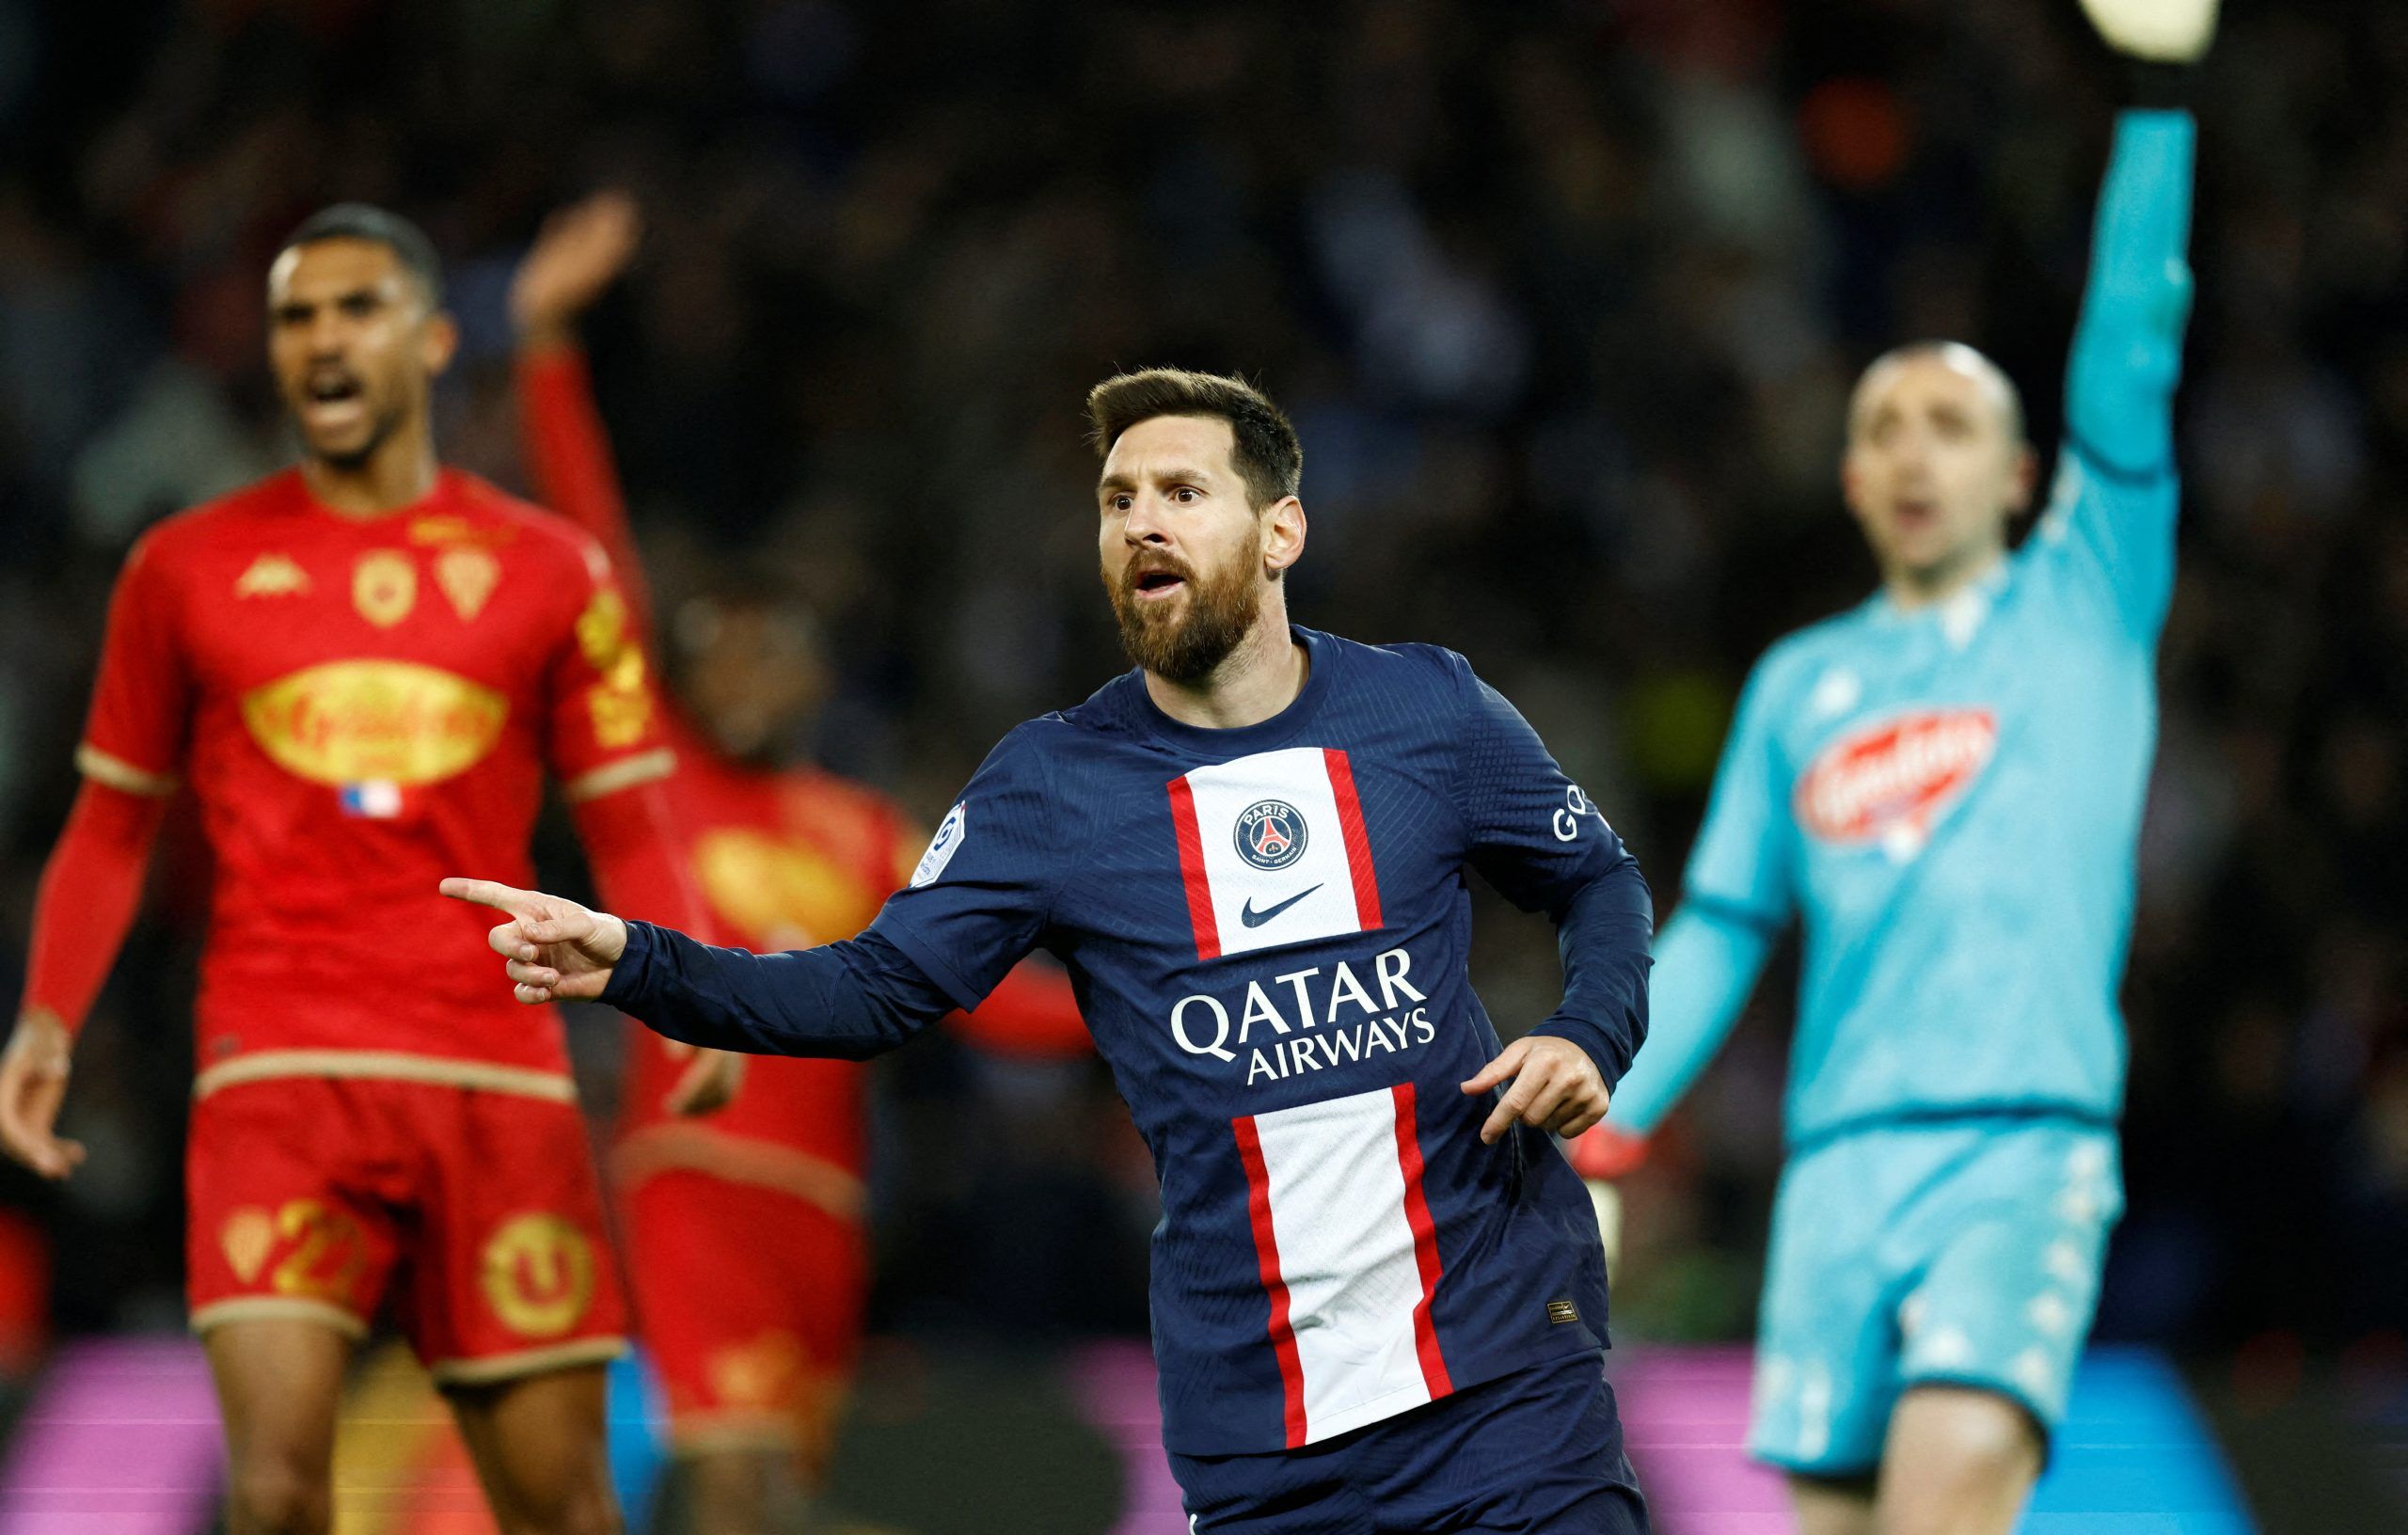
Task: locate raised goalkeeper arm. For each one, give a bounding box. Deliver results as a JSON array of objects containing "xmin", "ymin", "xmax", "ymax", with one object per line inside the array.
[{"xmin": 2034, "ymin": 4, "xmax": 2207, "ymax": 637}]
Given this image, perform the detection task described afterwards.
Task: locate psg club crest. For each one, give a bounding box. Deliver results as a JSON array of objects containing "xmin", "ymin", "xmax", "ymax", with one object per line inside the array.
[{"xmin": 1234, "ymin": 799, "xmax": 1308, "ymax": 871}]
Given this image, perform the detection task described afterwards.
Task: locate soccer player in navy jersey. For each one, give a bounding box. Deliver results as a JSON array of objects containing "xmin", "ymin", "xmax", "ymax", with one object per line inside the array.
[{"xmin": 446, "ymin": 368, "xmax": 1655, "ymax": 1531}]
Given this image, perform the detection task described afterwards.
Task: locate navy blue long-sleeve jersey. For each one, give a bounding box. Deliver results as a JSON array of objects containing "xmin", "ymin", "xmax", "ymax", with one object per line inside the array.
[{"xmin": 603, "ymin": 625, "xmax": 1652, "ymax": 1453}]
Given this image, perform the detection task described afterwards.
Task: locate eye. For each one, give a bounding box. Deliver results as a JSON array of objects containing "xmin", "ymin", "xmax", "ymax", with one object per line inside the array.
[{"xmin": 1172, "ymin": 486, "xmax": 1200, "ymax": 503}]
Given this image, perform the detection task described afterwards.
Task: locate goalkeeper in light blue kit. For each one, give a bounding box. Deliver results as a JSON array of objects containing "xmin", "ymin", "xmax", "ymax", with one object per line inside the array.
[{"xmin": 1575, "ymin": 3, "xmax": 2216, "ymax": 1531}]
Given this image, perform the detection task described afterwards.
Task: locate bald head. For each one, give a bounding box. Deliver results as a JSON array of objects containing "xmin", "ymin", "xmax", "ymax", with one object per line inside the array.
[
  {"xmin": 1840, "ymin": 340, "xmax": 2038, "ymax": 606},
  {"xmin": 1849, "ymin": 341, "xmax": 2026, "ymax": 449}
]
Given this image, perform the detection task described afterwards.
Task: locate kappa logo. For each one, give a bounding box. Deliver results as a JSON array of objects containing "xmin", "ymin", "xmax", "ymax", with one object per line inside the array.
[
  {"xmin": 235, "ymin": 553, "xmax": 310, "ymax": 598},
  {"xmin": 1796, "ymin": 707, "xmax": 1996, "ymax": 859},
  {"xmin": 1233, "ymin": 799, "xmax": 1308, "ymax": 871}
]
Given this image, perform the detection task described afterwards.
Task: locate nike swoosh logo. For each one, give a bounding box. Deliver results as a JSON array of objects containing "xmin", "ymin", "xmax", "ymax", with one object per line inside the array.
[{"xmin": 1240, "ymin": 884, "xmax": 1323, "ymax": 928}]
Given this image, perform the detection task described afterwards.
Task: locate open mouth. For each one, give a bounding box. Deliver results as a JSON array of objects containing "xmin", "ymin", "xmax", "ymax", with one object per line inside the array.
[
  {"xmin": 300, "ymin": 371, "xmax": 367, "ymax": 430},
  {"xmin": 1893, "ymin": 498, "xmax": 1939, "ymax": 532},
  {"xmin": 1131, "ymin": 568, "xmax": 1188, "ymax": 601}
]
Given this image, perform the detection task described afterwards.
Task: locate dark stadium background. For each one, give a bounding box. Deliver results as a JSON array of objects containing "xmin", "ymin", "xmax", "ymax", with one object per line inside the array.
[{"xmin": 0, "ymin": 0, "xmax": 2402, "ymax": 1528}]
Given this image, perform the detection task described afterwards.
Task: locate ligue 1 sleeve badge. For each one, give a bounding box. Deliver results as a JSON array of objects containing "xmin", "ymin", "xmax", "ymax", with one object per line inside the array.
[
  {"xmin": 1234, "ymin": 799, "xmax": 1308, "ymax": 871},
  {"xmin": 911, "ymin": 801, "xmax": 968, "ymax": 888}
]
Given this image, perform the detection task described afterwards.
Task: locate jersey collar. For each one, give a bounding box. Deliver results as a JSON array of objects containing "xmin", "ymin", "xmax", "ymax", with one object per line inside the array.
[
  {"xmin": 1123, "ymin": 625, "xmax": 1338, "ymax": 761},
  {"xmin": 1870, "ymin": 559, "xmax": 2012, "ymax": 650}
]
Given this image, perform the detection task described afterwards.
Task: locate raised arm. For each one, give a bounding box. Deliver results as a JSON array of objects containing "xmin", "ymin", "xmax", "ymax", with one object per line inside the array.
[
  {"xmin": 2036, "ymin": 5, "xmax": 2210, "ymax": 636},
  {"xmin": 512, "ymin": 193, "xmax": 657, "ymax": 640}
]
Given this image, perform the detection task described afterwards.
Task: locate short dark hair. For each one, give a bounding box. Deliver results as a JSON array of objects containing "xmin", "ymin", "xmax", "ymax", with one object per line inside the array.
[
  {"xmin": 277, "ymin": 203, "xmax": 444, "ymax": 307},
  {"xmin": 1085, "ymin": 368, "xmax": 1303, "ymax": 508}
]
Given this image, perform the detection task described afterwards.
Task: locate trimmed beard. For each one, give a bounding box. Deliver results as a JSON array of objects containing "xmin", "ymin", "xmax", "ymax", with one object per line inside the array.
[
  {"xmin": 301, "ymin": 401, "xmax": 404, "ymax": 473},
  {"xmin": 1106, "ymin": 549, "xmax": 1262, "ymax": 686}
]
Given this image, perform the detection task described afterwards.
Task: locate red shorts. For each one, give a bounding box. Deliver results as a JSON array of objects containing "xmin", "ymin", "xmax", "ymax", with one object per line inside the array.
[
  {"xmin": 620, "ymin": 1168, "xmax": 868, "ymax": 1459},
  {"xmin": 187, "ymin": 1075, "xmax": 627, "ymax": 1385}
]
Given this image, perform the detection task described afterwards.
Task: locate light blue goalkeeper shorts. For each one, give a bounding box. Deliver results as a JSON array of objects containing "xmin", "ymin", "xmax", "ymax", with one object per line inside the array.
[{"xmin": 1747, "ymin": 1115, "xmax": 2122, "ymax": 1478}]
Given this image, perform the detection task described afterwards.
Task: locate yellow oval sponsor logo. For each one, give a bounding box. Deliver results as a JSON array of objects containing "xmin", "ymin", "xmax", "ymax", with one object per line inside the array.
[
  {"xmin": 691, "ymin": 828, "xmax": 880, "ymax": 949},
  {"xmin": 241, "ymin": 660, "xmax": 509, "ymax": 786}
]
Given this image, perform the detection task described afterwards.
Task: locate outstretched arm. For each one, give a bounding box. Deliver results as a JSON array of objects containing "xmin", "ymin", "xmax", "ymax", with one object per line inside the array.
[
  {"xmin": 440, "ymin": 878, "xmax": 951, "ymax": 1058},
  {"xmin": 459, "ymin": 725, "xmax": 1065, "ymax": 1058}
]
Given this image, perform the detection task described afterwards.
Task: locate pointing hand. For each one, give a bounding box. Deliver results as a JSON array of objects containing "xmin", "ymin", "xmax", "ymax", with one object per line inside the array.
[{"xmin": 439, "ymin": 878, "xmax": 628, "ymax": 1005}]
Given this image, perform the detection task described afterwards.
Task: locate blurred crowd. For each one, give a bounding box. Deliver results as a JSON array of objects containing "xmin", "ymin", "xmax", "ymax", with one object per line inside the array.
[{"xmin": 1, "ymin": 0, "xmax": 2403, "ymax": 1385}]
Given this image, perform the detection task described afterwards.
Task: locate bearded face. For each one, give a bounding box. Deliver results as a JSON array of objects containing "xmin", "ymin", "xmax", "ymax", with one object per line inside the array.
[
  {"xmin": 1104, "ymin": 538, "xmax": 1263, "ymax": 684},
  {"xmin": 1095, "ymin": 413, "xmax": 1289, "ymax": 688},
  {"xmin": 268, "ymin": 238, "xmax": 450, "ymax": 470}
]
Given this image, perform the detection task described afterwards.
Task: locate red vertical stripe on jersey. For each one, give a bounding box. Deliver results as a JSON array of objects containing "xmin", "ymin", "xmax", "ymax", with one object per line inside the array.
[
  {"xmin": 1232, "ymin": 1114, "xmax": 1309, "ymax": 1448},
  {"xmin": 1390, "ymin": 1083, "xmax": 1453, "ymax": 1400},
  {"xmin": 1166, "ymin": 775, "xmax": 1221, "ymax": 960},
  {"xmin": 1323, "ymin": 748, "xmax": 1384, "ymax": 931}
]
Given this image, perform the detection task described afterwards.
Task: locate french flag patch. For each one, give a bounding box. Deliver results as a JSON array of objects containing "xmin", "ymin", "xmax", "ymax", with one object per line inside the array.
[{"xmin": 339, "ymin": 780, "xmax": 404, "ymax": 818}]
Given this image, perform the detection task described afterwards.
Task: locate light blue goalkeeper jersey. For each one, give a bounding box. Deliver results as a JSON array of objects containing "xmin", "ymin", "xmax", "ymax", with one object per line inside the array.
[{"xmin": 1612, "ymin": 111, "xmax": 2194, "ymax": 1149}]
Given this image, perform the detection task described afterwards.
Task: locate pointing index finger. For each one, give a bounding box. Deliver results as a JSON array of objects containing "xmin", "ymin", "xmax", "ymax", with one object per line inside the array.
[{"xmin": 441, "ymin": 877, "xmax": 536, "ymax": 917}]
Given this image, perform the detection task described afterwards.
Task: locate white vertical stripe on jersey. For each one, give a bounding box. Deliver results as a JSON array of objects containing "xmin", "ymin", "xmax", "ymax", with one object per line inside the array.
[
  {"xmin": 1180, "ymin": 746, "xmax": 1369, "ymax": 957},
  {"xmin": 1246, "ymin": 1084, "xmax": 1437, "ymax": 1443}
]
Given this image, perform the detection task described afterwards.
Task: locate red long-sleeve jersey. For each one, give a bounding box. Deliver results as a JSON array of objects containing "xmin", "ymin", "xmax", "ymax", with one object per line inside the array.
[
  {"xmin": 517, "ymin": 347, "xmax": 1086, "ymax": 1211},
  {"xmin": 24, "ymin": 467, "xmax": 693, "ymax": 1098}
]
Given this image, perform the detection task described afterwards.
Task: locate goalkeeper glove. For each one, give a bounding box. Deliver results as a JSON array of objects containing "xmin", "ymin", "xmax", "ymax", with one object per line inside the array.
[
  {"xmin": 2078, "ymin": 0, "xmax": 2218, "ymax": 64},
  {"xmin": 1569, "ymin": 1123, "xmax": 1650, "ymax": 1277}
]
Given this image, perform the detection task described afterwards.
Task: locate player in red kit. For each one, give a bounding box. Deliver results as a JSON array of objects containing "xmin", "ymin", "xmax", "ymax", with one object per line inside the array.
[
  {"xmin": 512, "ymin": 194, "xmax": 1087, "ymax": 1531},
  {"xmin": 0, "ymin": 205, "xmax": 736, "ymax": 1535}
]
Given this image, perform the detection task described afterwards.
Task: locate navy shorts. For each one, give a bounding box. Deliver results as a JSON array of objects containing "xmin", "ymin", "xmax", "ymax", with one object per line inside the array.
[{"xmin": 1171, "ymin": 1349, "xmax": 1648, "ymax": 1534}]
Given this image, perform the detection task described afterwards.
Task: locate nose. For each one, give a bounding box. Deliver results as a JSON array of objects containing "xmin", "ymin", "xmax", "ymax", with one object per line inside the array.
[
  {"xmin": 1888, "ymin": 426, "xmax": 1935, "ymax": 477},
  {"xmin": 1121, "ymin": 491, "xmax": 1173, "ymax": 547},
  {"xmin": 303, "ymin": 309, "xmax": 349, "ymax": 358}
]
